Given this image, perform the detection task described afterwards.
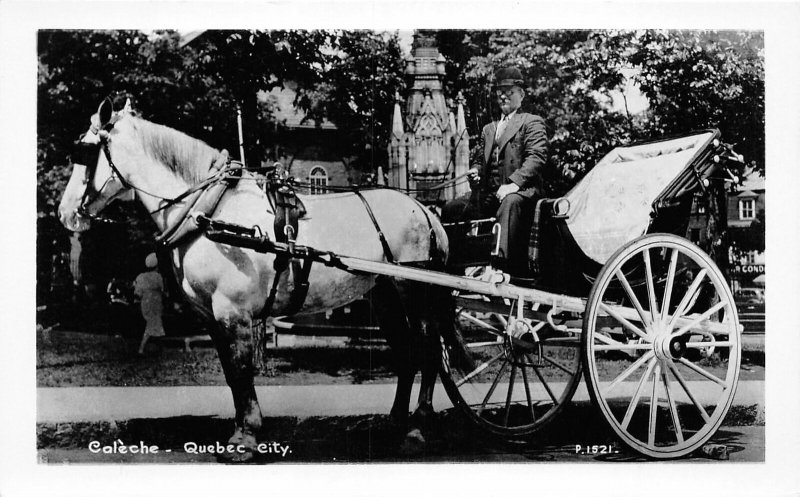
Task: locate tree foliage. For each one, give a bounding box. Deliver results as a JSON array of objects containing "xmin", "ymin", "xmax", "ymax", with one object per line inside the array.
[
  {"xmin": 626, "ymin": 30, "xmax": 765, "ymax": 175},
  {"xmin": 311, "ymin": 30, "xmax": 405, "ymax": 169}
]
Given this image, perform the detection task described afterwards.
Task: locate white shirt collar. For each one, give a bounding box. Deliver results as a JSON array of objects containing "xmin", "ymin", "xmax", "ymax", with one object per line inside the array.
[{"xmin": 501, "ymin": 110, "xmax": 517, "ymax": 121}]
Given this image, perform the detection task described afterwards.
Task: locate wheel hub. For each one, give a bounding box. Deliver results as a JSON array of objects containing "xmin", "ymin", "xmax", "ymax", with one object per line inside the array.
[{"xmin": 653, "ymin": 332, "xmax": 685, "ymax": 361}]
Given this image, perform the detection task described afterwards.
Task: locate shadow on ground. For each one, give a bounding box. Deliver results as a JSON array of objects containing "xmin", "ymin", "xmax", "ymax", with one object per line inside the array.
[{"xmin": 37, "ymin": 400, "xmax": 762, "ymax": 464}]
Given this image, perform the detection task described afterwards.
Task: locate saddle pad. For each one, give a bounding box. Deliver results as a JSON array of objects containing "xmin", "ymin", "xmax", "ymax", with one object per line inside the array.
[{"xmin": 563, "ymin": 132, "xmax": 714, "ymax": 264}]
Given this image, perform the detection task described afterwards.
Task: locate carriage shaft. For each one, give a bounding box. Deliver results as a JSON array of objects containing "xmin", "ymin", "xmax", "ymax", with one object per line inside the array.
[{"xmin": 333, "ymin": 256, "xmax": 729, "ymax": 335}]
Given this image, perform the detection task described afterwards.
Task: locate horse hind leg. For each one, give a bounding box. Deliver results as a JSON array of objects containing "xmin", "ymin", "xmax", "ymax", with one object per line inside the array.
[
  {"xmin": 209, "ymin": 306, "xmax": 263, "ymax": 462},
  {"xmin": 406, "ymin": 285, "xmax": 455, "ymax": 451},
  {"xmin": 373, "ymin": 278, "xmax": 453, "ymax": 454}
]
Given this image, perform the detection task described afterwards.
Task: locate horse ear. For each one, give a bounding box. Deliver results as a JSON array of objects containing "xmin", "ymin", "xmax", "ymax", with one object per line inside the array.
[
  {"xmin": 98, "ymin": 98, "xmax": 114, "ymax": 125},
  {"xmin": 121, "ymin": 98, "xmax": 133, "ymax": 116}
]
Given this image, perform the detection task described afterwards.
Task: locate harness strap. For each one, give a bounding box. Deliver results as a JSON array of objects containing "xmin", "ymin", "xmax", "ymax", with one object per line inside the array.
[
  {"xmin": 259, "ymin": 176, "xmax": 313, "ymax": 318},
  {"xmin": 261, "ymin": 256, "xmax": 288, "ymax": 319},
  {"xmin": 353, "ymin": 190, "xmax": 396, "ymax": 264},
  {"xmin": 286, "ymin": 257, "xmax": 313, "ymax": 315}
]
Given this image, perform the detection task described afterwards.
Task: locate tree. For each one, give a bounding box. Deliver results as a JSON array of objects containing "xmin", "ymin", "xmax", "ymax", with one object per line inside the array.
[
  {"xmin": 626, "ymin": 30, "xmax": 765, "ymax": 175},
  {"xmin": 311, "ymin": 30, "xmax": 406, "ymax": 170},
  {"xmin": 189, "ymin": 30, "xmax": 334, "ymax": 168}
]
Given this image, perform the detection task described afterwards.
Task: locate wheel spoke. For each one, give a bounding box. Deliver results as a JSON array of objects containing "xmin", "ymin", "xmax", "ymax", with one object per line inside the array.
[
  {"xmin": 593, "ymin": 330, "xmax": 630, "ymax": 348},
  {"xmin": 672, "ymin": 301, "xmax": 729, "ymax": 337},
  {"xmin": 456, "ymin": 349, "xmax": 505, "ymax": 387},
  {"xmin": 529, "ymin": 354, "xmax": 558, "ymax": 404},
  {"xmin": 544, "ymin": 336, "xmax": 582, "ymax": 346},
  {"xmin": 603, "ymin": 351, "xmax": 655, "ymax": 396},
  {"xmin": 622, "ymin": 358, "xmax": 657, "ymax": 430},
  {"xmin": 504, "ymin": 362, "xmax": 518, "ymax": 426},
  {"xmin": 615, "ymin": 269, "xmax": 652, "ymax": 328},
  {"xmin": 648, "ymin": 362, "xmax": 661, "ymax": 447},
  {"xmin": 685, "ymin": 341, "xmax": 734, "ymax": 348},
  {"xmin": 661, "ymin": 365, "xmax": 684, "ymax": 444},
  {"xmin": 459, "ymin": 312, "xmax": 503, "ymax": 334},
  {"xmin": 599, "ymin": 303, "xmax": 650, "ymax": 341},
  {"xmin": 677, "ymin": 357, "xmax": 728, "ymax": 388},
  {"xmin": 467, "ymin": 341, "xmax": 504, "ymax": 349},
  {"xmin": 520, "ymin": 362, "xmax": 536, "ymax": 421},
  {"xmin": 643, "ymin": 249, "xmax": 659, "ymax": 322},
  {"xmin": 479, "ymin": 358, "xmax": 509, "ymax": 413},
  {"xmin": 594, "ymin": 342, "xmax": 653, "ymax": 351},
  {"xmin": 667, "ymin": 360, "xmax": 711, "ymax": 423},
  {"xmin": 542, "ymin": 354, "xmax": 578, "ymax": 375},
  {"xmin": 667, "ymin": 269, "xmax": 708, "ymax": 329},
  {"xmin": 661, "ymin": 248, "xmax": 679, "ymax": 323}
]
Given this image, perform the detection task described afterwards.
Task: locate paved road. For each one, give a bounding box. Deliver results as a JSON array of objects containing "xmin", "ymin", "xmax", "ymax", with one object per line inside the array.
[{"xmin": 37, "ymin": 381, "xmax": 765, "ymax": 422}]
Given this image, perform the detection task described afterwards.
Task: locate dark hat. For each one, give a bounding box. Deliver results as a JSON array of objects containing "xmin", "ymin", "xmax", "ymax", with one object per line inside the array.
[{"xmin": 493, "ymin": 66, "xmax": 525, "ymax": 88}]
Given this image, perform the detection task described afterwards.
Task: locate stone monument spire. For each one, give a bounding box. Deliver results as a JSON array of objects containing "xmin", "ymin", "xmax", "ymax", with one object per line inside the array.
[{"xmin": 387, "ymin": 30, "xmax": 469, "ymax": 204}]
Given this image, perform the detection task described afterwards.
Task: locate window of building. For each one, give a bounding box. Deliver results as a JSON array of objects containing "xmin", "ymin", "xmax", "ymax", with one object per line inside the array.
[
  {"xmin": 738, "ymin": 198, "xmax": 755, "ymax": 220},
  {"xmin": 309, "ymin": 166, "xmax": 328, "ymax": 195}
]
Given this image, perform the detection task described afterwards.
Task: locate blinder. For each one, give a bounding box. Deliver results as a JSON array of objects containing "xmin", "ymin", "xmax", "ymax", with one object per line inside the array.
[
  {"xmin": 71, "ymin": 136, "xmax": 102, "ymax": 172},
  {"xmin": 72, "ymin": 113, "xmax": 131, "ymax": 217}
]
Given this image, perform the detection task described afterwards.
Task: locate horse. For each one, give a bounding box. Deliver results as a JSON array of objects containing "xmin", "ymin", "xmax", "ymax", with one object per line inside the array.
[{"xmin": 57, "ymin": 98, "xmax": 454, "ymax": 461}]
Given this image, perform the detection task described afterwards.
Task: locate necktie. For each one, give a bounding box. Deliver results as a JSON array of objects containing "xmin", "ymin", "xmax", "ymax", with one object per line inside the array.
[{"xmin": 495, "ymin": 115, "xmax": 509, "ymax": 142}]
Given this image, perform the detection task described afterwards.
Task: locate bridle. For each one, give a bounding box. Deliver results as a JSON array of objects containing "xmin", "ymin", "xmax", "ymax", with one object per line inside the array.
[
  {"xmin": 72, "ymin": 112, "xmax": 131, "ymax": 221},
  {"xmin": 72, "ymin": 111, "xmax": 197, "ymax": 221}
]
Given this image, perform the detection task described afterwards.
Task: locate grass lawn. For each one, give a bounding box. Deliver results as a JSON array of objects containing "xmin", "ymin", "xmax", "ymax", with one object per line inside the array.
[{"xmin": 37, "ymin": 329, "xmax": 398, "ymax": 387}]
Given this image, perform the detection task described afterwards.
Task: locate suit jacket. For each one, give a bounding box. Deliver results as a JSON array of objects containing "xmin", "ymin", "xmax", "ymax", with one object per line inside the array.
[{"xmin": 476, "ymin": 112, "xmax": 549, "ymax": 199}]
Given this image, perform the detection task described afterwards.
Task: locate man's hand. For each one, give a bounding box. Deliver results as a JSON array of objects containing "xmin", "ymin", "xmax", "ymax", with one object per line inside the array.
[
  {"xmin": 496, "ymin": 182, "xmax": 520, "ymax": 201},
  {"xmin": 467, "ymin": 167, "xmax": 480, "ymax": 185}
]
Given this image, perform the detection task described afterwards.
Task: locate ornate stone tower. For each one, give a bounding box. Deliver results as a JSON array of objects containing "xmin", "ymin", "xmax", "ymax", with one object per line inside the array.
[{"xmin": 385, "ymin": 31, "xmax": 470, "ymax": 204}]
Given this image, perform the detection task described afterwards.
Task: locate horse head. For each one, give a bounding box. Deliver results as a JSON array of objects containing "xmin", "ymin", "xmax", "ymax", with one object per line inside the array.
[{"xmin": 58, "ymin": 98, "xmax": 136, "ymax": 232}]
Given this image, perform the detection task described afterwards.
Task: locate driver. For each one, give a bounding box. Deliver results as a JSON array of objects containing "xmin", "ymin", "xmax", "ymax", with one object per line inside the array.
[{"xmin": 442, "ymin": 65, "xmax": 549, "ymax": 276}]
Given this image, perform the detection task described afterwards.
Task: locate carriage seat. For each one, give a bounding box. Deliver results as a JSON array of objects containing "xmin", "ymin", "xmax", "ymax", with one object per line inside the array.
[{"xmin": 540, "ymin": 132, "xmax": 715, "ymax": 265}]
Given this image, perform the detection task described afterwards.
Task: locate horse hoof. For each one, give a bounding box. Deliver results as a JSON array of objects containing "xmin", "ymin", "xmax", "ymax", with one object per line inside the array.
[{"xmin": 399, "ymin": 428, "xmax": 426, "ymax": 457}]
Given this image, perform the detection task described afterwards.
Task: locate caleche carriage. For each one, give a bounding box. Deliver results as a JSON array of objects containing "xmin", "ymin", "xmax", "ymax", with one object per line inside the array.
[{"xmin": 59, "ymin": 99, "xmax": 743, "ymax": 461}]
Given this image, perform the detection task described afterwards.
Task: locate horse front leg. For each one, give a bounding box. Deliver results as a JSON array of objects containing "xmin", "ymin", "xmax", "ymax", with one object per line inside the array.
[
  {"xmin": 370, "ymin": 277, "xmax": 415, "ymax": 429},
  {"xmin": 210, "ymin": 305, "xmax": 263, "ymax": 463}
]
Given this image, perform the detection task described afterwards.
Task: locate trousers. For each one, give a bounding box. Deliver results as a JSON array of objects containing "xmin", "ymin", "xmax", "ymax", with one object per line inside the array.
[{"xmin": 442, "ymin": 190, "xmax": 536, "ymax": 275}]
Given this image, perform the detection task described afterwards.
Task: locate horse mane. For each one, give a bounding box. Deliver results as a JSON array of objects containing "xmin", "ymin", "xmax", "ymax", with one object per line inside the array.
[{"xmin": 129, "ymin": 116, "xmax": 223, "ymax": 184}]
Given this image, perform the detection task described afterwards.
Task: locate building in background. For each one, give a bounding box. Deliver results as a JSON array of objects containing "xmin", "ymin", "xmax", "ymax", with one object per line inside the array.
[
  {"xmin": 263, "ymin": 84, "xmax": 368, "ymax": 194},
  {"xmin": 727, "ymin": 171, "xmax": 765, "ymax": 293},
  {"xmin": 686, "ymin": 170, "xmax": 765, "ymax": 294}
]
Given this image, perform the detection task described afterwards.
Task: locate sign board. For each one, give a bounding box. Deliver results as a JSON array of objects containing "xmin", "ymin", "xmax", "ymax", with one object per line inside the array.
[{"xmin": 732, "ymin": 264, "xmax": 765, "ymax": 275}]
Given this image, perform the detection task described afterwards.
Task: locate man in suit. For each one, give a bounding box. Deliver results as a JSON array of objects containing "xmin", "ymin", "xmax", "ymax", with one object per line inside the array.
[{"xmin": 442, "ymin": 66, "xmax": 549, "ymax": 276}]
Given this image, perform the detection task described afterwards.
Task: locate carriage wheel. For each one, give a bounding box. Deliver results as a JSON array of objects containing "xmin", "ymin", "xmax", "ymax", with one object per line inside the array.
[
  {"xmin": 582, "ymin": 234, "xmax": 741, "ymax": 459},
  {"xmin": 440, "ymin": 290, "xmax": 582, "ymax": 438}
]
